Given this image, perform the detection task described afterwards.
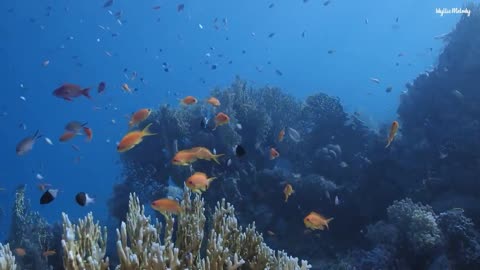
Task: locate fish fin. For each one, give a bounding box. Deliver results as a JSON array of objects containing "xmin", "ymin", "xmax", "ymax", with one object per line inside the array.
[
  {"xmin": 385, "ymin": 140, "xmax": 391, "ymax": 148},
  {"xmin": 325, "ymin": 218, "xmax": 334, "ymax": 229},
  {"xmin": 207, "ymin": 177, "xmax": 217, "ymax": 184},
  {"xmin": 142, "ymin": 123, "xmax": 157, "ymax": 136},
  {"xmin": 82, "ymin": 88, "xmax": 91, "ymax": 99},
  {"xmin": 212, "ymin": 154, "xmax": 224, "ymax": 164}
]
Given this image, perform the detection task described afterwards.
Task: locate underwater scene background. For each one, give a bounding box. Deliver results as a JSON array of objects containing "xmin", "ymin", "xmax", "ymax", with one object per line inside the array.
[{"xmin": 0, "ymin": 0, "xmax": 479, "ymax": 269}]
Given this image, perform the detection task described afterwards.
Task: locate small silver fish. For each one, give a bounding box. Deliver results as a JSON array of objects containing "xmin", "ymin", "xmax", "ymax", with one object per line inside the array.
[
  {"xmin": 227, "ymin": 159, "xmax": 232, "ymax": 166},
  {"xmin": 287, "ymin": 127, "xmax": 301, "ymax": 142},
  {"xmin": 335, "ymin": 195, "xmax": 340, "ymax": 206},
  {"xmin": 44, "ymin": 137, "xmax": 53, "ymax": 145},
  {"xmin": 325, "ymin": 190, "xmax": 331, "ymax": 200},
  {"xmin": 36, "ymin": 173, "xmax": 44, "ymax": 180},
  {"xmin": 173, "ymin": 139, "xmax": 179, "ymax": 153}
]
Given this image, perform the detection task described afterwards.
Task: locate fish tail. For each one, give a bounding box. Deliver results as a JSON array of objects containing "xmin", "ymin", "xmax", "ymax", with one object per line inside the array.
[
  {"xmin": 82, "ymin": 88, "xmax": 91, "ymax": 99},
  {"xmin": 207, "ymin": 177, "xmax": 217, "ymax": 184},
  {"xmin": 325, "ymin": 218, "xmax": 334, "ymax": 229},
  {"xmin": 212, "ymin": 154, "xmax": 224, "ymax": 164},
  {"xmin": 142, "ymin": 123, "xmax": 157, "ymax": 136},
  {"xmin": 385, "ymin": 140, "xmax": 391, "ymax": 148}
]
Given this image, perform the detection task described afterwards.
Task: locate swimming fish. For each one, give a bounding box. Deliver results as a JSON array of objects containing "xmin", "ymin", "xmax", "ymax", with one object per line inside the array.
[
  {"xmin": 75, "ymin": 192, "xmax": 95, "ymax": 206},
  {"xmin": 190, "ymin": 147, "xmax": 224, "ymax": 164},
  {"xmin": 177, "ymin": 4, "xmax": 185, "ymax": 12},
  {"xmin": 14, "ymin": 248, "xmax": 26, "ymax": 257},
  {"xmin": 98, "ymin": 81, "xmax": 106, "ymax": 93},
  {"xmin": 335, "ymin": 195, "xmax": 340, "ymax": 206},
  {"xmin": 385, "ymin": 121, "xmax": 399, "ymax": 148},
  {"xmin": 171, "ymin": 150, "xmax": 199, "ymax": 166},
  {"xmin": 42, "ymin": 250, "xmax": 56, "ymax": 257},
  {"xmin": 207, "ymin": 97, "xmax": 221, "ymax": 107},
  {"xmin": 53, "ymin": 84, "xmax": 91, "ymax": 101},
  {"xmin": 151, "ymin": 198, "xmax": 181, "ymax": 215},
  {"xmin": 65, "ymin": 121, "xmax": 88, "ymax": 133},
  {"xmin": 185, "ymin": 172, "xmax": 216, "ymax": 194},
  {"xmin": 129, "ymin": 108, "xmax": 152, "ymax": 127},
  {"xmin": 121, "ymin": 83, "xmax": 132, "ymax": 93},
  {"xmin": 44, "ymin": 137, "xmax": 53, "ymax": 145},
  {"xmin": 270, "ymin": 147, "xmax": 280, "ymax": 160},
  {"xmin": 304, "ymin": 211, "xmax": 334, "ymax": 230},
  {"xmin": 287, "ymin": 127, "xmax": 301, "ymax": 142},
  {"xmin": 234, "ymin": 144, "xmax": 246, "ymax": 157},
  {"xmin": 181, "ymin": 96, "xmax": 198, "ymax": 105},
  {"xmin": 83, "ymin": 127, "xmax": 93, "ymax": 141},
  {"xmin": 213, "ymin": 112, "xmax": 230, "ymax": 129},
  {"xmin": 284, "ymin": 184, "xmax": 294, "ymax": 202},
  {"xmin": 117, "ymin": 123, "xmax": 157, "ymax": 152},
  {"xmin": 370, "ymin": 78, "xmax": 380, "ymax": 84},
  {"xmin": 59, "ymin": 131, "xmax": 76, "ymax": 142},
  {"xmin": 278, "ymin": 128, "xmax": 285, "ymax": 142},
  {"xmin": 40, "ymin": 189, "xmax": 59, "ymax": 204},
  {"xmin": 16, "ymin": 130, "xmax": 41, "ymax": 155}
]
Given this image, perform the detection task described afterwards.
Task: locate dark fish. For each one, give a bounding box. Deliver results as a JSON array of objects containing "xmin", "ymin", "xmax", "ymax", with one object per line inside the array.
[
  {"xmin": 75, "ymin": 192, "xmax": 94, "ymax": 206},
  {"xmin": 103, "ymin": 0, "xmax": 113, "ymax": 8},
  {"xmin": 323, "ymin": 0, "xmax": 331, "ymax": 6},
  {"xmin": 269, "ymin": 3, "xmax": 275, "ymax": 8},
  {"xmin": 98, "ymin": 82, "xmax": 106, "ymax": 93},
  {"xmin": 328, "ymin": 50, "xmax": 335, "ymax": 54},
  {"xmin": 65, "ymin": 121, "xmax": 87, "ymax": 133},
  {"xmin": 385, "ymin": 86, "xmax": 393, "ymax": 93},
  {"xmin": 53, "ymin": 83, "xmax": 91, "ymax": 101},
  {"xmin": 395, "ymin": 17, "xmax": 399, "ymax": 23},
  {"xmin": 40, "ymin": 189, "xmax": 58, "ymax": 204},
  {"xmin": 211, "ymin": 64, "xmax": 217, "ymax": 70},
  {"xmin": 268, "ymin": 33, "xmax": 275, "ymax": 38},
  {"xmin": 302, "ymin": 31, "xmax": 305, "ymax": 38},
  {"xmin": 200, "ymin": 117, "xmax": 208, "ymax": 128},
  {"xmin": 152, "ymin": 6, "xmax": 161, "ymax": 10},
  {"xmin": 235, "ymin": 144, "xmax": 246, "ymax": 157},
  {"xmin": 16, "ymin": 130, "xmax": 42, "ymax": 156},
  {"xmin": 275, "ymin": 69, "xmax": 283, "ymax": 76},
  {"xmin": 177, "ymin": 4, "xmax": 184, "ymax": 12}
]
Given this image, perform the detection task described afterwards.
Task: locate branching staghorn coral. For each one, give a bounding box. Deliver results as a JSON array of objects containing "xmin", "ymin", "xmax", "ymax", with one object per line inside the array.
[
  {"xmin": 68, "ymin": 189, "xmax": 311, "ymax": 270},
  {"xmin": 61, "ymin": 212, "xmax": 109, "ymax": 270},
  {"xmin": 0, "ymin": 243, "xmax": 17, "ymax": 270}
]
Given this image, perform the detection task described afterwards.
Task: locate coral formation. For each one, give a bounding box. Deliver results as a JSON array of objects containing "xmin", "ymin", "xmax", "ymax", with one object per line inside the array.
[
  {"xmin": 70, "ymin": 189, "xmax": 310, "ymax": 269},
  {"xmin": 0, "ymin": 243, "xmax": 17, "ymax": 270},
  {"xmin": 61, "ymin": 212, "xmax": 109, "ymax": 270},
  {"xmin": 8, "ymin": 185, "xmax": 54, "ymax": 270}
]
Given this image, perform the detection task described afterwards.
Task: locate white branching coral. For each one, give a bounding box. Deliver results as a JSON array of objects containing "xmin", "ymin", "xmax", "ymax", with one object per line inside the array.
[
  {"xmin": 63, "ymin": 189, "xmax": 311, "ymax": 270},
  {"xmin": 0, "ymin": 243, "xmax": 17, "ymax": 270},
  {"xmin": 61, "ymin": 212, "xmax": 109, "ymax": 270}
]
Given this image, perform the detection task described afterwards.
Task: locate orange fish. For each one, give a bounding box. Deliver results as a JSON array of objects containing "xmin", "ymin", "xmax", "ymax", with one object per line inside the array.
[
  {"xmin": 185, "ymin": 172, "xmax": 216, "ymax": 193},
  {"xmin": 151, "ymin": 198, "xmax": 182, "ymax": 215},
  {"xmin": 42, "ymin": 250, "xmax": 56, "ymax": 257},
  {"xmin": 172, "ymin": 150, "xmax": 199, "ymax": 166},
  {"xmin": 213, "ymin": 112, "xmax": 230, "ymax": 129},
  {"xmin": 117, "ymin": 123, "xmax": 156, "ymax": 152},
  {"xmin": 278, "ymin": 128, "xmax": 285, "ymax": 142},
  {"xmin": 284, "ymin": 184, "xmax": 294, "ymax": 202},
  {"xmin": 180, "ymin": 96, "xmax": 198, "ymax": 105},
  {"xmin": 190, "ymin": 147, "xmax": 224, "ymax": 164},
  {"xmin": 385, "ymin": 121, "xmax": 399, "ymax": 148},
  {"xmin": 59, "ymin": 131, "xmax": 76, "ymax": 142},
  {"xmin": 207, "ymin": 97, "xmax": 221, "ymax": 107},
  {"xmin": 83, "ymin": 127, "xmax": 93, "ymax": 142},
  {"xmin": 270, "ymin": 147, "xmax": 280, "ymax": 160},
  {"xmin": 129, "ymin": 108, "xmax": 151, "ymax": 127},
  {"xmin": 14, "ymin": 248, "xmax": 26, "ymax": 257},
  {"xmin": 304, "ymin": 211, "xmax": 334, "ymax": 230}
]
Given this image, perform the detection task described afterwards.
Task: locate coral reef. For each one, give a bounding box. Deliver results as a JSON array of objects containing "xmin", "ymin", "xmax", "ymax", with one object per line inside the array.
[
  {"xmin": 8, "ymin": 185, "xmax": 54, "ymax": 270},
  {"xmin": 71, "ymin": 189, "xmax": 310, "ymax": 269},
  {"xmin": 61, "ymin": 212, "xmax": 109, "ymax": 270},
  {"xmin": 0, "ymin": 243, "xmax": 17, "ymax": 270}
]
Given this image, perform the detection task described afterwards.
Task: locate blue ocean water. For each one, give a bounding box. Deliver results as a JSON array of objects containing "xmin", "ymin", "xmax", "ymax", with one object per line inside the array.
[{"xmin": 0, "ymin": 0, "xmax": 461, "ymax": 255}]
